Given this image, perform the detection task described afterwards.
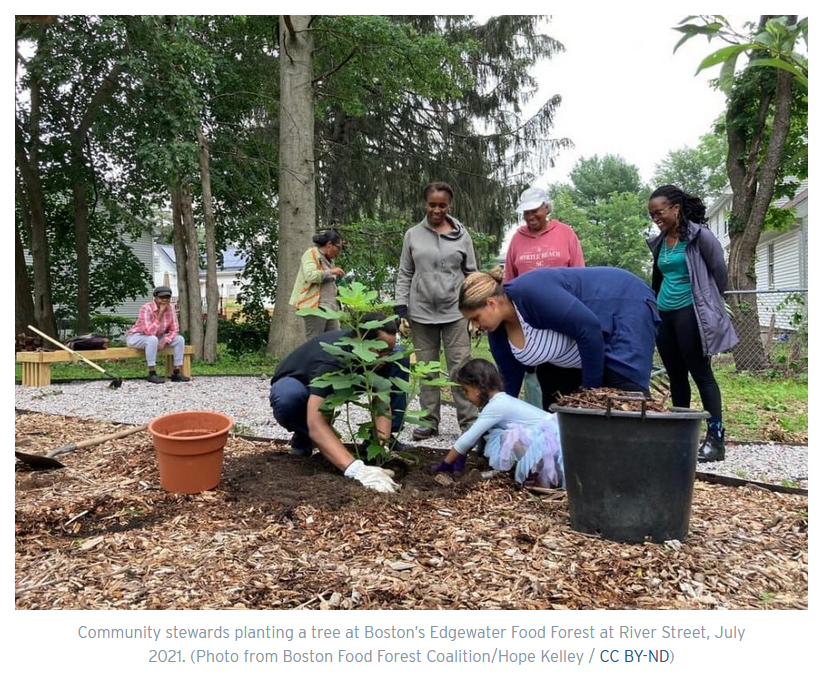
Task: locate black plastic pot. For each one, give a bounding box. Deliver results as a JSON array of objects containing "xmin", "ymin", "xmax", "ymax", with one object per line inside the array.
[{"xmin": 551, "ymin": 398, "xmax": 708, "ymax": 544}]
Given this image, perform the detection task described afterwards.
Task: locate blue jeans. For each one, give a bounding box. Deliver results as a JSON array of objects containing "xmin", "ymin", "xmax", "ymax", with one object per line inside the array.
[{"xmin": 269, "ymin": 347, "xmax": 409, "ymax": 448}]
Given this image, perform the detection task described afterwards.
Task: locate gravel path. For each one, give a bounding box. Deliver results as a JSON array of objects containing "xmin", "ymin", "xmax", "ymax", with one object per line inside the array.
[{"xmin": 15, "ymin": 376, "xmax": 808, "ymax": 488}]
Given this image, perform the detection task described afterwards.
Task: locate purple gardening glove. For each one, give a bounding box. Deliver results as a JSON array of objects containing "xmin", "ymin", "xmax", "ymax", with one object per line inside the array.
[{"xmin": 430, "ymin": 454, "xmax": 467, "ymax": 475}]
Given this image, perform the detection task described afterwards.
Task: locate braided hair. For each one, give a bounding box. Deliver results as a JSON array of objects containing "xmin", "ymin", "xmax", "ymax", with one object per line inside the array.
[
  {"xmin": 650, "ymin": 185, "xmax": 707, "ymax": 241},
  {"xmin": 454, "ymin": 359, "xmax": 503, "ymax": 410}
]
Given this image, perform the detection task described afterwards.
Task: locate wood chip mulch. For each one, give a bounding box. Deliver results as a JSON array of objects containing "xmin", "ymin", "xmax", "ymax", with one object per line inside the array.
[
  {"xmin": 556, "ymin": 387, "xmax": 670, "ymax": 412},
  {"xmin": 15, "ymin": 412, "xmax": 807, "ymax": 610}
]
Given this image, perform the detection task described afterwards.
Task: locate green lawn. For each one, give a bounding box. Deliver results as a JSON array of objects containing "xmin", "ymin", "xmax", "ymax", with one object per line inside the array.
[
  {"xmin": 16, "ymin": 341, "xmax": 807, "ymax": 442},
  {"xmin": 462, "ymin": 343, "xmax": 807, "ymax": 443}
]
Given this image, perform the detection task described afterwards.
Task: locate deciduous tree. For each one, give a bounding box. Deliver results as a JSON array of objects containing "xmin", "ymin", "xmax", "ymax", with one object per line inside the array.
[{"xmin": 676, "ymin": 15, "xmax": 808, "ymax": 371}]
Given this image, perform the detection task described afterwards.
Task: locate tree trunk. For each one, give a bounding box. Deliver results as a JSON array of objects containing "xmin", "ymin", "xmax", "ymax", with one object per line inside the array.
[
  {"xmin": 725, "ymin": 21, "xmax": 796, "ymax": 372},
  {"xmin": 15, "ymin": 132, "xmax": 57, "ymax": 338},
  {"xmin": 65, "ymin": 62, "xmax": 123, "ymax": 334},
  {"xmin": 197, "ymin": 123, "xmax": 219, "ymax": 364},
  {"xmin": 15, "ymin": 55, "xmax": 57, "ymax": 339},
  {"xmin": 15, "ymin": 223, "xmax": 36, "ymax": 335},
  {"xmin": 180, "ymin": 181, "xmax": 204, "ymax": 359},
  {"xmin": 71, "ymin": 159, "xmax": 91, "ymax": 334},
  {"xmin": 269, "ymin": 15, "xmax": 316, "ymax": 359},
  {"xmin": 171, "ymin": 186, "xmax": 190, "ymax": 333},
  {"xmin": 326, "ymin": 109, "xmax": 352, "ymax": 224},
  {"xmin": 15, "ymin": 178, "xmax": 36, "ymax": 334}
]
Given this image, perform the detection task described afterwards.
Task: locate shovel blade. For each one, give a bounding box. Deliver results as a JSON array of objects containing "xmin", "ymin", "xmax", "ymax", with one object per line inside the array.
[{"xmin": 15, "ymin": 450, "xmax": 65, "ymax": 470}]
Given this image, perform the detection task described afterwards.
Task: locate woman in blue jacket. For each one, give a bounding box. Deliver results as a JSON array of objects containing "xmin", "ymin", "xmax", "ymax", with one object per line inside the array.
[
  {"xmin": 647, "ymin": 185, "xmax": 738, "ymax": 462},
  {"xmin": 459, "ymin": 266, "xmax": 660, "ymax": 409}
]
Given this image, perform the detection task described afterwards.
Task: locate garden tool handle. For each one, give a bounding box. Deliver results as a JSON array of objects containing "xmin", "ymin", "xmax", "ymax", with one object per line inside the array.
[
  {"xmin": 27, "ymin": 325, "xmax": 108, "ymax": 376},
  {"xmin": 46, "ymin": 424, "xmax": 149, "ymax": 458}
]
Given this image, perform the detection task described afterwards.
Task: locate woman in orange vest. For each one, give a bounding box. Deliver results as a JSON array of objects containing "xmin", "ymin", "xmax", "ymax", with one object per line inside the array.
[{"xmin": 290, "ymin": 229, "xmax": 347, "ymax": 339}]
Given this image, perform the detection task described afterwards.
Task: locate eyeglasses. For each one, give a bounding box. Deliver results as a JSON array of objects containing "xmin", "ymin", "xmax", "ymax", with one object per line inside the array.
[{"xmin": 649, "ymin": 204, "xmax": 675, "ymax": 220}]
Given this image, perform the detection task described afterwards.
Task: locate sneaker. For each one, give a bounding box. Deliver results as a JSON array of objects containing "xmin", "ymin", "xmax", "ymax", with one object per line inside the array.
[
  {"xmin": 170, "ymin": 371, "xmax": 191, "ymax": 382},
  {"xmin": 147, "ymin": 373, "xmax": 165, "ymax": 384},
  {"xmin": 289, "ymin": 446, "xmax": 312, "ymax": 457},
  {"xmin": 412, "ymin": 426, "xmax": 437, "ymax": 441},
  {"xmin": 698, "ymin": 430, "xmax": 725, "ymax": 463}
]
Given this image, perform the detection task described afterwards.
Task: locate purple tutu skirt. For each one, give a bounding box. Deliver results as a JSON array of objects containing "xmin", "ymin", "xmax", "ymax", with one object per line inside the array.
[{"xmin": 482, "ymin": 416, "xmax": 564, "ymax": 488}]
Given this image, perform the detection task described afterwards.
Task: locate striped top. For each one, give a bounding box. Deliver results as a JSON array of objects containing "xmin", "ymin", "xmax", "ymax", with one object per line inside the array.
[{"xmin": 510, "ymin": 308, "xmax": 581, "ymax": 368}]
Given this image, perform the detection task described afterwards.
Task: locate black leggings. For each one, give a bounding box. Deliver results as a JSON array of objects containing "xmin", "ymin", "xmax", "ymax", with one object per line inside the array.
[{"xmin": 656, "ymin": 305, "xmax": 722, "ymax": 419}]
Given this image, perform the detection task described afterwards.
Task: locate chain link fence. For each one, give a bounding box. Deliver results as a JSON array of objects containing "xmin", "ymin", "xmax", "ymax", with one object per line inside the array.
[{"xmin": 719, "ymin": 288, "xmax": 808, "ymax": 374}]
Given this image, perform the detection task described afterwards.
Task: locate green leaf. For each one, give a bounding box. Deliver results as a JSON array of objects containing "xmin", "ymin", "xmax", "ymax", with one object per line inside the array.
[
  {"xmin": 311, "ymin": 372, "xmax": 365, "ymax": 389},
  {"xmin": 359, "ymin": 317, "xmax": 393, "ymax": 331},
  {"xmin": 402, "ymin": 409, "xmax": 432, "ymax": 426},
  {"xmin": 390, "ymin": 376, "xmax": 412, "ymax": 392},
  {"xmin": 296, "ymin": 306, "xmax": 344, "ymax": 320},
  {"xmin": 718, "ymin": 54, "xmax": 738, "ymax": 93},
  {"xmin": 365, "ymin": 441, "xmax": 385, "ymax": 462},
  {"xmin": 320, "ymin": 339, "xmax": 353, "ymax": 355},
  {"xmin": 748, "ymin": 58, "xmax": 808, "ymax": 87},
  {"xmin": 695, "ymin": 44, "xmax": 749, "ymax": 73}
]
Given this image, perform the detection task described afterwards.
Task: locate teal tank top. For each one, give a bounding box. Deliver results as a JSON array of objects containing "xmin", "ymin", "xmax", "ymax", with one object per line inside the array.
[{"xmin": 657, "ymin": 240, "xmax": 693, "ymax": 311}]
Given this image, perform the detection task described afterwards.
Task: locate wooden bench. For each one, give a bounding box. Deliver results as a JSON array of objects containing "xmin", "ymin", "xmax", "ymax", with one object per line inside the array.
[{"xmin": 16, "ymin": 346, "xmax": 195, "ymax": 387}]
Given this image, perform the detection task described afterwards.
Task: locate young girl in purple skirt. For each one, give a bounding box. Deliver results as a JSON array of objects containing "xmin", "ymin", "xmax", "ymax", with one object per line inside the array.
[{"xmin": 431, "ymin": 359, "xmax": 564, "ymax": 488}]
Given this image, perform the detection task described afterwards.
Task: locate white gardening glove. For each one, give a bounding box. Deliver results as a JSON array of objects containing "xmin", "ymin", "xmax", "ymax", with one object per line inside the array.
[{"xmin": 344, "ymin": 460, "xmax": 399, "ymax": 493}]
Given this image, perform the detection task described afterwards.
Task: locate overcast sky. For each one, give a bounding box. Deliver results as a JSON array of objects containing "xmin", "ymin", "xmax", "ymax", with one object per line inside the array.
[{"xmin": 532, "ymin": 15, "xmax": 741, "ymax": 187}]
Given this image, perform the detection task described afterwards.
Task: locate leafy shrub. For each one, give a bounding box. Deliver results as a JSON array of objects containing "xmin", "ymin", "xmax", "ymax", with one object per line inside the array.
[
  {"xmin": 90, "ymin": 313, "xmax": 133, "ymax": 338},
  {"xmin": 217, "ymin": 317, "xmax": 270, "ymax": 357}
]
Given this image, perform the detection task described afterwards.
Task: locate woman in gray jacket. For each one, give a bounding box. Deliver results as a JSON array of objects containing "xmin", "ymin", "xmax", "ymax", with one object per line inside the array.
[
  {"xmin": 648, "ymin": 185, "xmax": 738, "ymax": 462},
  {"xmin": 394, "ymin": 182, "xmax": 478, "ymax": 439}
]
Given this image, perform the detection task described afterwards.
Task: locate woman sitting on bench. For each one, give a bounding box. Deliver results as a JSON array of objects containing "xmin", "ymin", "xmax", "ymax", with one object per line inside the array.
[{"xmin": 126, "ymin": 286, "xmax": 191, "ymax": 384}]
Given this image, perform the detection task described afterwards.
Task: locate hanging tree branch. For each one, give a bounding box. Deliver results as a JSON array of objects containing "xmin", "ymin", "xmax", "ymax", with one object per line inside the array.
[
  {"xmin": 312, "ymin": 47, "xmax": 358, "ymax": 85},
  {"xmin": 283, "ymin": 15, "xmax": 296, "ymax": 40}
]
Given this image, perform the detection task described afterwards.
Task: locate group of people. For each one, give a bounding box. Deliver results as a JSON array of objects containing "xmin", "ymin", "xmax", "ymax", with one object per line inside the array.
[{"xmin": 129, "ymin": 179, "xmax": 737, "ymax": 495}]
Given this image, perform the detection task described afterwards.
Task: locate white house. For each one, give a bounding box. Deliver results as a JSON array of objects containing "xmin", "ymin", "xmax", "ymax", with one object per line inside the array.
[
  {"xmin": 23, "ymin": 225, "xmax": 155, "ymax": 324},
  {"xmin": 706, "ymin": 181, "xmax": 808, "ymax": 329},
  {"xmin": 153, "ymin": 244, "xmax": 248, "ymax": 305}
]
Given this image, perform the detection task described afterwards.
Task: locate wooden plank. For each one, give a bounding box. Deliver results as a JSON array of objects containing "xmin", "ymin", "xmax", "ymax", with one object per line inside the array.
[{"xmin": 17, "ymin": 345, "xmax": 195, "ymax": 363}]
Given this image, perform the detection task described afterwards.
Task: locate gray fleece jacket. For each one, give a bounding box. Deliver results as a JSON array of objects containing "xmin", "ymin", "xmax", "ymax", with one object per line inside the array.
[
  {"xmin": 395, "ymin": 215, "xmax": 477, "ymax": 324},
  {"xmin": 648, "ymin": 222, "xmax": 739, "ymax": 356}
]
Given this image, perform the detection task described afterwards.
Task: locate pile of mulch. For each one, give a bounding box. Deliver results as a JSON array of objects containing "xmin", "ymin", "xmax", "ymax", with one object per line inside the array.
[
  {"xmin": 555, "ymin": 388, "xmax": 670, "ymax": 412},
  {"xmin": 15, "ymin": 412, "xmax": 807, "ymax": 610}
]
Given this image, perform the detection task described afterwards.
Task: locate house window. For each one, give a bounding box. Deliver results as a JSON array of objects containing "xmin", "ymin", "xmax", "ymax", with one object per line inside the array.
[
  {"xmin": 767, "ymin": 243, "xmax": 775, "ymax": 288},
  {"xmin": 723, "ymin": 219, "xmax": 728, "ymax": 234}
]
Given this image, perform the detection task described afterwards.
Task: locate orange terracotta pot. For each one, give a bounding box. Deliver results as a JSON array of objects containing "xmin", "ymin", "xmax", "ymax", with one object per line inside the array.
[{"xmin": 149, "ymin": 411, "xmax": 233, "ymax": 494}]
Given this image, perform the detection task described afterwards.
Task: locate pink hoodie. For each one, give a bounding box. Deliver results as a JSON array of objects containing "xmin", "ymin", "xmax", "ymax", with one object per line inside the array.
[{"xmin": 504, "ymin": 219, "xmax": 585, "ymax": 281}]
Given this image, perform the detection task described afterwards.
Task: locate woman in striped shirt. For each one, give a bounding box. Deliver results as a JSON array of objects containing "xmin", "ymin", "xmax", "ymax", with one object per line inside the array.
[{"xmin": 459, "ymin": 267, "xmax": 660, "ymax": 409}]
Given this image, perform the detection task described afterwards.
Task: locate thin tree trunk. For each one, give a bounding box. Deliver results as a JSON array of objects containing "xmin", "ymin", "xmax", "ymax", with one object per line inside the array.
[
  {"xmin": 269, "ymin": 15, "xmax": 316, "ymax": 359},
  {"xmin": 15, "ymin": 56, "xmax": 57, "ymax": 338},
  {"xmin": 326, "ymin": 109, "xmax": 352, "ymax": 224},
  {"xmin": 171, "ymin": 186, "xmax": 190, "ymax": 333},
  {"xmin": 71, "ymin": 160, "xmax": 91, "ymax": 334},
  {"xmin": 15, "ymin": 129, "xmax": 57, "ymax": 339},
  {"xmin": 197, "ymin": 123, "xmax": 219, "ymax": 364},
  {"xmin": 15, "ymin": 223, "xmax": 36, "ymax": 335},
  {"xmin": 15, "ymin": 179, "xmax": 36, "ymax": 334},
  {"xmin": 65, "ymin": 62, "xmax": 122, "ymax": 334},
  {"xmin": 180, "ymin": 180, "xmax": 204, "ymax": 359}
]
